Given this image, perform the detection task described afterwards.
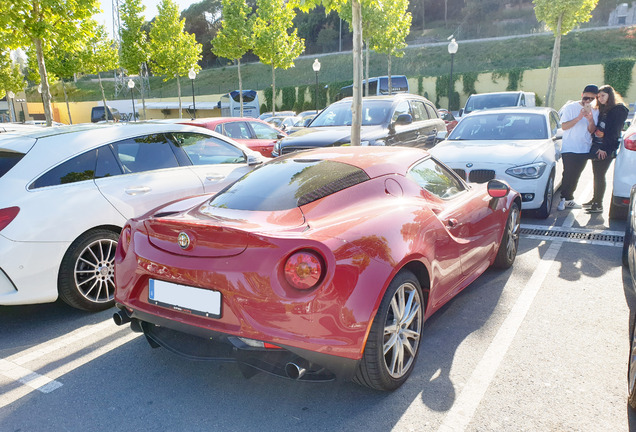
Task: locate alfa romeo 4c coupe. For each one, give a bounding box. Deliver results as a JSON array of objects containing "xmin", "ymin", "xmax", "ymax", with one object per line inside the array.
[{"xmin": 113, "ymin": 146, "xmax": 521, "ymax": 391}]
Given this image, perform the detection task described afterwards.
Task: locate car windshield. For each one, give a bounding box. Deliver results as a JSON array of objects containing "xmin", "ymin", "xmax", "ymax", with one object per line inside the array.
[
  {"xmin": 448, "ymin": 113, "xmax": 548, "ymax": 141},
  {"xmin": 464, "ymin": 94, "xmax": 519, "ymax": 114},
  {"xmin": 310, "ymin": 100, "xmax": 391, "ymax": 127},
  {"xmin": 207, "ymin": 157, "xmax": 369, "ymax": 211}
]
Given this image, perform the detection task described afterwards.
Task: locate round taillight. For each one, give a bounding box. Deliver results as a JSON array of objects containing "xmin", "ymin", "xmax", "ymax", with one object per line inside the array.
[
  {"xmin": 119, "ymin": 226, "xmax": 132, "ymax": 257},
  {"xmin": 284, "ymin": 251, "xmax": 323, "ymax": 290}
]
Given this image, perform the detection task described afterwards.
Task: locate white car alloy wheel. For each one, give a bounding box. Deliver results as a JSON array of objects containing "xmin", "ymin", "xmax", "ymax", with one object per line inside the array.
[{"xmin": 58, "ymin": 229, "xmax": 119, "ymax": 311}]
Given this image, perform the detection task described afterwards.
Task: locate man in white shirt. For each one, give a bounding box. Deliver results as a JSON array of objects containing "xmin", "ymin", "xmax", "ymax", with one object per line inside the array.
[{"xmin": 557, "ymin": 84, "xmax": 599, "ymax": 210}]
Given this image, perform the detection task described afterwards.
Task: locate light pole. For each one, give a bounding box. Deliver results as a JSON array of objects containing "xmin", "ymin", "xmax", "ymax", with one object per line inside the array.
[
  {"xmin": 188, "ymin": 68, "xmax": 197, "ymax": 119},
  {"xmin": 127, "ymin": 79, "xmax": 136, "ymax": 122},
  {"xmin": 6, "ymin": 91, "xmax": 15, "ymax": 122},
  {"xmin": 447, "ymin": 38, "xmax": 458, "ymax": 111},
  {"xmin": 312, "ymin": 59, "xmax": 321, "ymax": 112}
]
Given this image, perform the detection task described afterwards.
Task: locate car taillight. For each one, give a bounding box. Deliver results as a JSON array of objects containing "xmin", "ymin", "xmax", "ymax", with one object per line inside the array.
[
  {"xmin": 625, "ymin": 133, "xmax": 636, "ymax": 151},
  {"xmin": 0, "ymin": 207, "xmax": 19, "ymax": 232},
  {"xmin": 284, "ymin": 250, "xmax": 324, "ymax": 290},
  {"xmin": 119, "ymin": 225, "xmax": 132, "ymax": 257}
]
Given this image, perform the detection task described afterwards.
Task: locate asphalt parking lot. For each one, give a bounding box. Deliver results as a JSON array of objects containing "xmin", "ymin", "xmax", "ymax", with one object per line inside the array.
[{"xmin": 1, "ymin": 162, "xmax": 635, "ymax": 432}]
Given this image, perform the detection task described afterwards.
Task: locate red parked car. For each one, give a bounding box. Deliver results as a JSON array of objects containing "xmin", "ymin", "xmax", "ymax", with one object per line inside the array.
[
  {"xmin": 438, "ymin": 108, "xmax": 458, "ymax": 133},
  {"xmin": 179, "ymin": 117, "xmax": 285, "ymax": 157},
  {"xmin": 113, "ymin": 147, "xmax": 521, "ymax": 391}
]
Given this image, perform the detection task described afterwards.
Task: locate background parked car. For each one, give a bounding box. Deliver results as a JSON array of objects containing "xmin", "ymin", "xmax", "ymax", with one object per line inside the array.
[
  {"xmin": 113, "ymin": 146, "xmax": 520, "ymax": 391},
  {"xmin": 610, "ymin": 120, "xmax": 636, "ymax": 219},
  {"xmin": 430, "ymin": 107, "xmax": 563, "ymax": 218},
  {"xmin": 265, "ymin": 115, "xmax": 302, "ymax": 132},
  {"xmin": 273, "ymin": 94, "xmax": 445, "ymax": 156},
  {"xmin": 0, "ymin": 123, "xmax": 266, "ymax": 311},
  {"xmin": 621, "ymin": 185, "xmax": 636, "ymax": 408},
  {"xmin": 258, "ymin": 111, "xmax": 296, "ymax": 121},
  {"xmin": 179, "ymin": 117, "xmax": 285, "ymax": 157},
  {"xmin": 459, "ymin": 91, "xmax": 536, "ymax": 118},
  {"xmin": 438, "ymin": 108, "xmax": 458, "ymax": 133},
  {"xmin": 91, "ymin": 105, "xmax": 121, "ymax": 123}
]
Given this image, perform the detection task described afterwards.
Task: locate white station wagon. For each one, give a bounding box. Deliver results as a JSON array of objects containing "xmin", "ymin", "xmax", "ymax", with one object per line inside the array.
[
  {"xmin": 430, "ymin": 107, "xmax": 563, "ymax": 218},
  {"xmin": 0, "ymin": 123, "xmax": 266, "ymax": 311}
]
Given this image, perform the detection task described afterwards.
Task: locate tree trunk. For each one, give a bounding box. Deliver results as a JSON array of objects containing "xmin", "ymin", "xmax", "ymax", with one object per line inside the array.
[
  {"xmin": 388, "ymin": 56, "xmax": 392, "ymax": 95},
  {"xmin": 238, "ymin": 59, "xmax": 244, "ymax": 117},
  {"xmin": 34, "ymin": 38, "xmax": 53, "ymax": 126},
  {"xmin": 351, "ymin": 0, "xmax": 363, "ymax": 146},
  {"xmin": 444, "ymin": 0, "xmax": 448, "ymax": 27},
  {"xmin": 177, "ymin": 76, "xmax": 182, "ymax": 119},
  {"xmin": 62, "ymin": 80, "xmax": 72, "ymax": 124},
  {"xmin": 272, "ymin": 65, "xmax": 276, "ymax": 116},
  {"xmin": 140, "ymin": 63, "xmax": 148, "ymax": 120},
  {"xmin": 98, "ymin": 72, "xmax": 109, "ymax": 123},
  {"xmin": 365, "ymin": 39, "xmax": 370, "ymax": 97},
  {"xmin": 546, "ymin": 14, "xmax": 563, "ymax": 108}
]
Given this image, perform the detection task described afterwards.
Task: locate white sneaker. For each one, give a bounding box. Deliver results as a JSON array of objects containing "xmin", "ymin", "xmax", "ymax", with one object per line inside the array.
[
  {"xmin": 557, "ymin": 198, "xmax": 566, "ymax": 211},
  {"xmin": 564, "ymin": 200, "xmax": 582, "ymax": 209}
]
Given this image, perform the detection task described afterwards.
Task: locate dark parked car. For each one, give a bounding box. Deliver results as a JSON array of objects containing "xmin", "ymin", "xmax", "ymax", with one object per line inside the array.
[
  {"xmin": 91, "ymin": 105, "xmax": 121, "ymax": 123},
  {"xmin": 272, "ymin": 94, "xmax": 446, "ymax": 156}
]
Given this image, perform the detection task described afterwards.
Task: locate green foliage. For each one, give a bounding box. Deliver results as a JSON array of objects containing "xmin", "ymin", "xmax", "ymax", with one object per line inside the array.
[
  {"xmin": 506, "ymin": 68, "xmax": 524, "ymax": 91},
  {"xmin": 534, "ymin": 0, "xmax": 598, "ymax": 35},
  {"xmin": 535, "ymin": 93, "xmax": 543, "ymax": 107},
  {"xmin": 82, "ymin": 25, "xmax": 120, "ymax": 76},
  {"xmin": 417, "ymin": 76, "xmax": 423, "ymax": 96},
  {"xmin": 0, "ymin": 51, "xmax": 26, "ymax": 99},
  {"xmin": 462, "ymin": 72, "xmax": 479, "ymax": 96},
  {"xmin": 435, "ymin": 74, "xmax": 460, "ymax": 110},
  {"xmin": 120, "ymin": 0, "xmax": 150, "ymax": 75},
  {"xmin": 212, "ymin": 0, "xmax": 253, "ymax": 62},
  {"xmin": 264, "ymin": 86, "xmax": 273, "ymax": 110},
  {"xmin": 603, "ymin": 58, "xmax": 635, "ymax": 97},
  {"xmin": 149, "ymin": 0, "xmax": 202, "ymax": 80},
  {"xmin": 294, "ymin": 85, "xmax": 307, "ymax": 112},
  {"xmin": 253, "ymin": 0, "xmax": 305, "ymax": 71},
  {"xmin": 282, "ymin": 86, "xmax": 296, "ymax": 110}
]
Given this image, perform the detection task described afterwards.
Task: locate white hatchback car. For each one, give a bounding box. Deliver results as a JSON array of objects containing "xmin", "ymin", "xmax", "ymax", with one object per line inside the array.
[
  {"xmin": 0, "ymin": 123, "xmax": 266, "ymax": 311},
  {"xmin": 430, "ymin": 107, "xmax": 563, "ymax": 218},
  {"xmin": 611, "ymin": 120, "xmax": 636, "ymax": 219}
]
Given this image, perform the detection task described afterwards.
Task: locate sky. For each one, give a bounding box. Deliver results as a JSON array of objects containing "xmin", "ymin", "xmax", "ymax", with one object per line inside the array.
[{"xmin": 96, "ymin": 0, "xmax": 197, "ymax": 38}]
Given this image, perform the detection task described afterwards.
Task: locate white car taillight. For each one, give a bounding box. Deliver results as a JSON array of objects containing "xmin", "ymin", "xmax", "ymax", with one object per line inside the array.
[
  {"xmin": 625, "ymin": 132, "xmax": 636, "ymax": 151},
  {"xmin": 0, "ymin": 207, "xmax": 19, "ymax": 232}
]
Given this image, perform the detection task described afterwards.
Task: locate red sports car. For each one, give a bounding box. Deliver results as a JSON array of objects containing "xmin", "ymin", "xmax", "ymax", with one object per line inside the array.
[
  {"xmin": 179, "ymin": 117, "xmax": 285, "ymax": 157},
  {"xmin": 113, "ymin": 147, "xmax": 521, "ymax": 391}
]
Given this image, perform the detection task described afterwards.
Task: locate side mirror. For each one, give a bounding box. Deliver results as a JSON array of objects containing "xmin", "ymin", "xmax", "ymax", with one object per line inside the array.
[
  {"xmin": 277, "ymin": 133, "xmax": 286, "ymax": 139},
  {"xmin": 247, "ymin": 155, "xmax": 263, "ymax": 166},
  {"xmin": 554, "ymin": 128, "xmax": 563, "ymax": 140},
  {"xmin": 458, "ymin": 109, "xmax": 464, "ymax": 117},
  {"xmin": 394, "ymin": 113, "xmax": 412, "ymax": 126},
  {"xmin": 487, "ymin": 179, "xmax": 510, "ymax": 198},
  {"xmin": 436, "ymin": 130, "xmax": 448, "ymax": 142}
]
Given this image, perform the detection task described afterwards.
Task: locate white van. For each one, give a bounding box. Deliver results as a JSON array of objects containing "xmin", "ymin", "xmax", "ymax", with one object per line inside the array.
[{"xmin": 459, "ymin": 91, "xmax": 536, "ymax": 117}]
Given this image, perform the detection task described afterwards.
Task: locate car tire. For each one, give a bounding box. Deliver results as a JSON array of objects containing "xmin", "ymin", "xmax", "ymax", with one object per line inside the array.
[
  {"xmin": 58, "ymin": 229, "xmax": 119, "ymax": 311},
  {"xmin": 536, "ymin": 173, "xmax": 554, "ymax": 219},
  {"xmin": 353, "ymin": 270, "xmax": 424, "ymax": 391},
  {"xmin": 610, "ymin": 201, "xmax": 628, "ymax": 220},
  {"xmin": 629, "ymin": 316, "xmax": 636, "ymax": 409},
  {"xmin": 493, "ymin": 202, "xmax": 520, "ymax": 269}
]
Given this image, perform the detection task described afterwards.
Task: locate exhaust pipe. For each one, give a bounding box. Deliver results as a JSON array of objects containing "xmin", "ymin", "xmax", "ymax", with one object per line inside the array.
[
  {"xmin": 113, "ymin": 309, "xmax": 131, "ymax": 326},
  {"xmin": 285, "ymin": 362, "xmax": 307, "ymax": 380}
]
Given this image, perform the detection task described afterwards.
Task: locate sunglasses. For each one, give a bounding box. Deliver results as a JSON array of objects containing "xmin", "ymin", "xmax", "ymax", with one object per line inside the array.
[{"xmin": 582, "ymin": 96, "xmax": 595, "ymax": 101}]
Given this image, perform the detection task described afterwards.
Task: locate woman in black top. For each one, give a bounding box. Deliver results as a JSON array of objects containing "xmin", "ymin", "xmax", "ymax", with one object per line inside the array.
[{"xmin": 586, "ymin": 85, "xmax": 629, "ymax": 213}]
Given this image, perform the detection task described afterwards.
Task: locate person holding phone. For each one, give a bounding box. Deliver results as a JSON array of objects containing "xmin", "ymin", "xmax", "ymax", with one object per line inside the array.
[
  {"xmin": 557, "ymin": 84, "xmax": 600, "ymax": 211},
  {"xmin": 585, "ymin": 85, "xmax": 629, "ymax": 213}
]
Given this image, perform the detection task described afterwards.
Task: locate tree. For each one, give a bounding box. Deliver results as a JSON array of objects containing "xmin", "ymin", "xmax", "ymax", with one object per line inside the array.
[
  {"xmin": 212, "ymin": 0, "xmax": 254, "ymax": 117},
  {"xmin": 149, "ymin": 0, "xmax": 202, "ymax": 119},
  {"xmin": 81, "ymin": 25, "xmax": 120, "ymax": 122},
  {"xmin": 46, "ymin": 45, "xmax": 83, "ymax": 124},
  {"xmin": 120, "ymin": 0, "xmax": 151, "ymax": 119},
  {"xmin": 369, "ymin": 0, "xmax": 411, "ymax": 94},
  {"xmin": 0, "ymin": 51, "xmax": 26, "ymax": 121},
  {"xmin": 0, "ymin": 0, "xmax": 100, "ymax": 126},
  {"xmin": 182, "ymin": 0, "xmax": 224, "ymax": 68},
  {"xmin": 253, "ymin": 0, "xmax": 305, "ymax": 115},
  {"xmin": 534, "ymin": 0, "xmax": 598, "ymax": 107}
]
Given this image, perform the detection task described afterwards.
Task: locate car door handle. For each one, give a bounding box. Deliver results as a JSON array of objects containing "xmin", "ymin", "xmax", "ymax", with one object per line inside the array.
[
  {"xmin": 206, "ymin": 175, "xmax": 225, "ymax": 181},
  {"xmin": 125, "ymin": 186, "xmax": 151, "ymax": 195}
]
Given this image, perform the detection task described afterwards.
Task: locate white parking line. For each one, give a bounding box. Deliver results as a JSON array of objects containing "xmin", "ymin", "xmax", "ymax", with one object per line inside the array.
[{"xmin": 0, "ymin": 320, "xmax": 141, "ymax": 409}]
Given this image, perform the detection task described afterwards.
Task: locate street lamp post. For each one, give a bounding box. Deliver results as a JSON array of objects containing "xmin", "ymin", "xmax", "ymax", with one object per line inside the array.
[
  {"xmin": 312, "ymin": 59, "xmax": 321, "ymax": 112},
  {"xmin": 128, "ymin": 79, "xmax": 136, "ymax": 122},
  {"xmin": 447, "ymin": 38, "xmax": 458, "ymax": 111},
  {"xmin": 188, "ymin": 68, "xmax": 197, "ymax": 119}
]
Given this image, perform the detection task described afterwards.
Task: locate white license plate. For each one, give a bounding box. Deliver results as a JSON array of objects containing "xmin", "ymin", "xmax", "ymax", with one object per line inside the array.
[{"xmin": 148, "ymin": 279, "xmax": 221, "ymax": 318}]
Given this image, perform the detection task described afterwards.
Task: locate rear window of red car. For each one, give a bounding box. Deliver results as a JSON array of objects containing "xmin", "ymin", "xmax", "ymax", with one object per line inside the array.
[{"xmin": 208, "ymin": 157, "xmax": 369, "ymax": 211}]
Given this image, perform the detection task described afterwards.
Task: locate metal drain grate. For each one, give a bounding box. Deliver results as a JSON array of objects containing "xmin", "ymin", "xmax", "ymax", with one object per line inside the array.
[{"xmin": 519, "ymin": 225, "xmax": 624, "ymax": 247}]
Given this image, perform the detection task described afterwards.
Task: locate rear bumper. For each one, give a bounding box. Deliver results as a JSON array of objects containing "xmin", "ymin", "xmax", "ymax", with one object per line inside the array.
[
  {"xmin": 0, "ymin": 235, "xmax": 66, "ymax": 305},
  {"xmin": 116, "ymin": 305, "xmax": 359, "ymax": 381}
]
